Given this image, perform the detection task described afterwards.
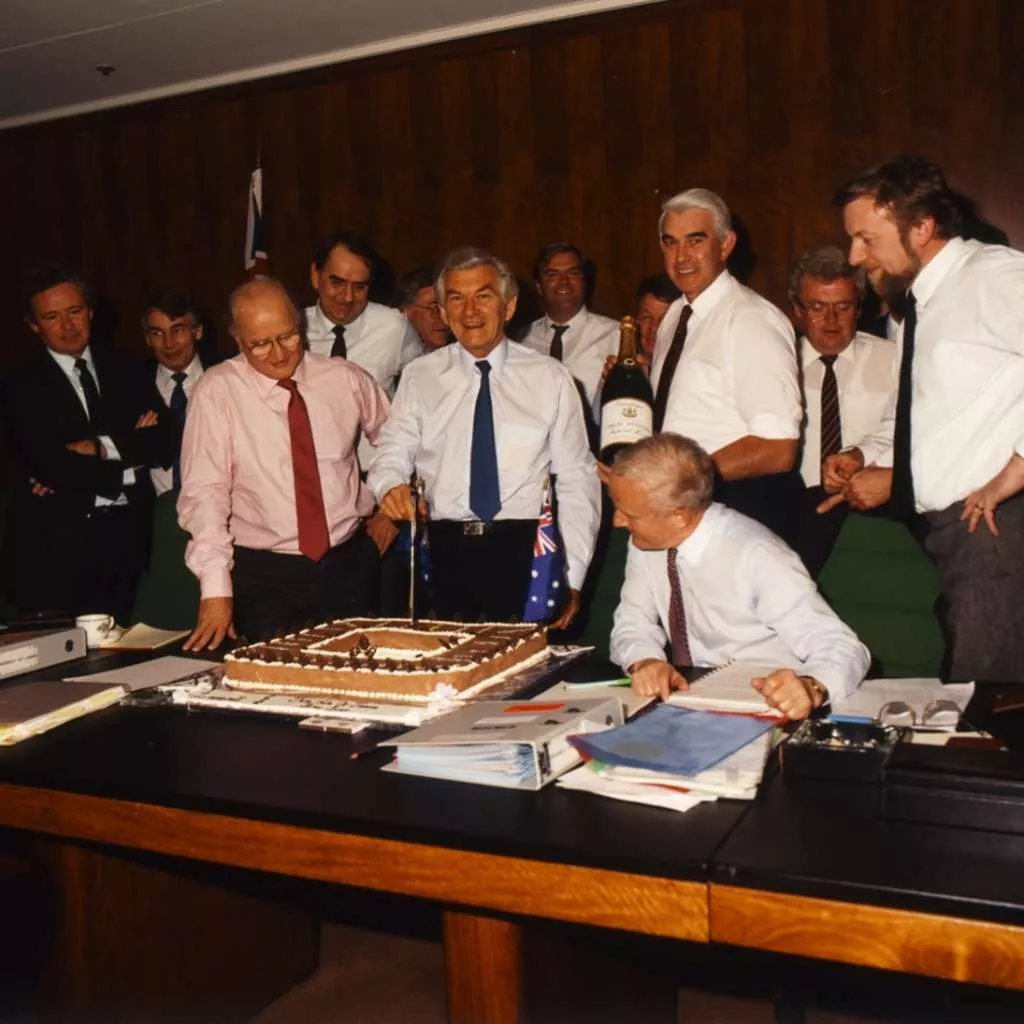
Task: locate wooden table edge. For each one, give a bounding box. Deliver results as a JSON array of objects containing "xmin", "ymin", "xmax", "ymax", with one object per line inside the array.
[
  {"xmin": 710, "ymin": 883, "xmax": 1024, "ymax": 990},
  {"xmin": 0, "ymin": 782, "xmax": 708, "ymax": 941}
]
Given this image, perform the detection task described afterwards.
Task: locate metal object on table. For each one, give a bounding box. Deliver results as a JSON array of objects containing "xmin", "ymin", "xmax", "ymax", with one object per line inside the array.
[{"xmin": 408, "ymin": 472, "xmax": 422, "ymax": 624}]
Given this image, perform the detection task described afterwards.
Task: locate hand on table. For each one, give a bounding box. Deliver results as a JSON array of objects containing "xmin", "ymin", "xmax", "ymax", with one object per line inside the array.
[
  {"xmin": 628, "ymin": 658, "xmax": 687, "ymax": 701},
  {"xmin": 184, "ymin": 596, "xmax": 237, "ymax": 651},
  {"xmin": 751, "ymin": 669, "xmax": 825, "ymax": 721}
]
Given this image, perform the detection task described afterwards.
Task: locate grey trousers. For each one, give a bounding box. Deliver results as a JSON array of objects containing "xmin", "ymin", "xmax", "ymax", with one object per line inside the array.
[{"xmin": 925, "ymin": 492, "xmax": 1024, "ymax": 683}]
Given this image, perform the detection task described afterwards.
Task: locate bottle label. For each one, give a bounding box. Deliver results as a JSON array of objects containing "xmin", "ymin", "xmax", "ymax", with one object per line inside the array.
[{"xmin": 600, "ymin": 398, "xmax": 653, "ymax": 449}]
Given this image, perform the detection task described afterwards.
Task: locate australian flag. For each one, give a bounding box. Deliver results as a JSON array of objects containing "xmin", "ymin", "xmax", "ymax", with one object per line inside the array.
[{"xmin": 522, "ymin": 489, "xmax": 565, "ymax": 623}]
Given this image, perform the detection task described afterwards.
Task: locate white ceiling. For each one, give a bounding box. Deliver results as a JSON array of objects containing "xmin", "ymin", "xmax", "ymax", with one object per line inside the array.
[{"xmin": 0, "ymin": 0, "xmax": 662, "ymax": 130}]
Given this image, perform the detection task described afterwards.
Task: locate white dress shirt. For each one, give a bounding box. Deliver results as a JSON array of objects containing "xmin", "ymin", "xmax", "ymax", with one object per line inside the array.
[
  {"xmin": 799, "ymin": 332, "xmax": 897, "ymax": 487},
  {"xmin": 650, "ymin": 271, "xmax": 801, "ymax": 453},
  {"xmin": 521, "ymin": 307, "xmax": 620, "ymax": 410},
  {"xmin": 857, "ymin": 237, "xmax": 1024, "ymax": 512},
  {"xmin": 367, "ymin": 339, "xmax": 601, "ymax": 589},
  {"xmin": 304, "ymin": 301, "xmax": 422, "ymax": 398},
  {"xmin": 48, "ymin": 346, "xmax": 132, "ymax": 506},
  {"xmin": 151, "ymin": 355, "xmax": 204, "ymax": 497},
  {"xmin": 610, "ymin": 503, "xmax": 869, "ymax": 700}
]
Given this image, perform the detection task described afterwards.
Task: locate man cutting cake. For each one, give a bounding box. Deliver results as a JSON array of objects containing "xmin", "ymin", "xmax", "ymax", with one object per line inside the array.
[
  {"xmin": 608, "ymin": 433, "xmax": 869, "ymax": 720},
  {"xmin": 368, "ymin": 246, "xmax": 601, "ymax": 626}
]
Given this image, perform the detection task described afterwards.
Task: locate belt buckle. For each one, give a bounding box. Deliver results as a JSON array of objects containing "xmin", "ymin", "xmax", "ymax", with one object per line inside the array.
[{"xmin": 463, "ymin": 521, "xmax": 486, "ymax": 537}]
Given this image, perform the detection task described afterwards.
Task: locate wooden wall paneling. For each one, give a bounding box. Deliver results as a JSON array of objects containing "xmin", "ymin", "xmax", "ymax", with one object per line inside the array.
[{"xmin": 408, "ymin": 58, "xmax": 447, "ymax": 269}]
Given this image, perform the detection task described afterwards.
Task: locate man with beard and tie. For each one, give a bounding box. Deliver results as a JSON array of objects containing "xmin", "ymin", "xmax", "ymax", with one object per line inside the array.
[
  {"xmin": 141, "ymin": 290, "xmax": 217, "ymax": 496},
  {"xmin": 0, "ymin": 264, "xmax": 172, "ymax": 624},
  {"xmin": 788, "ymin": 247, "xmax": 897, "ymax": 578},
  {"xmin": 179, "ymin": 278, "xmax": 390, "ymax": 649},
  {"xmin": 608, "ymin": 433, "xmax": 868, "ymax": 716},
  {"xmin": 824, "ymin": 155, "xmax": 1024, "ymax": 682},
  {"xmin": 647, "ymin": 189, "xmax": 803, "ymax": 542}
]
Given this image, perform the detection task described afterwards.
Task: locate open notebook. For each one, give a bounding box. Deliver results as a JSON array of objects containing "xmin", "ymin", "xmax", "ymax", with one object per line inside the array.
[{"xmin": 667, "ymin": 661, "xmax": 788, "ymax": 717}]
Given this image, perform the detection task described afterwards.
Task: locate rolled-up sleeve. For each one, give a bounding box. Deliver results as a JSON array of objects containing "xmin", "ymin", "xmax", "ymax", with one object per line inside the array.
[
  {"xmin": 177, "ymin": 376, "xmax": 235, "ymax": 599},
  {"xmin": 610, "ymin": 542, "xmax": 669, "ymax": 671},
  {"xmin": 732, "ymin": 310, "xmax": 801, "ymax": 440}
]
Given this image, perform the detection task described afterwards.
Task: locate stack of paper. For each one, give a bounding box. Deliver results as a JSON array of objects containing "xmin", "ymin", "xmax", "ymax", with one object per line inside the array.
[
  {"xmin": 666, "ymin": 661, "xmax": 787, "ymax": 716},
  {"xmin": 99, "ymin": 624, "xmax": 190, "ymax": 650},
  {"xmin": 381, "ymin": 698, "xmax": 623, "ymax": 790},
  {"xmin": 557, "ymin": 704, "xmax": 776, "ymax": 812},
  {"xmin": 0, "ymin": 679, "xmax": 125, "ymax": 745}
]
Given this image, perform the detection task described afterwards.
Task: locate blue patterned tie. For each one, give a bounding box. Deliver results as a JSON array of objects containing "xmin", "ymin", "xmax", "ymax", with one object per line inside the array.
[{"xmin": 469, "ymin": 360, "xmax": 501, "ymax": 522}]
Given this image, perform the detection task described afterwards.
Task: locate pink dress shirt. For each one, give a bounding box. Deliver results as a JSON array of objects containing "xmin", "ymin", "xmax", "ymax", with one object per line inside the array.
[{"xmin": 178, "ymin": 352, "xmax": 390, "ymax": 598}]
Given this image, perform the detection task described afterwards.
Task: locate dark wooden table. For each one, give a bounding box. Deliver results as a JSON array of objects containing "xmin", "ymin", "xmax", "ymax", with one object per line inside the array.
[{"xmin": 3, "ymin": 649, "xmax": 1024, "ymax": 1021}]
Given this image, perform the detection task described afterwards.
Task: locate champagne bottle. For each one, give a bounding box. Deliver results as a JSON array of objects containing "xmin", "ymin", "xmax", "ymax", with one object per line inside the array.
[{"xmin": 599, "ymin": 315, "xmax": 654, "ymax": 464}]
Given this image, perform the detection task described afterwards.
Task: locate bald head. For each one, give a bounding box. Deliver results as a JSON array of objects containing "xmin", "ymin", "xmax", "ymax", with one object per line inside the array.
[{"xmin": 229, "ymin": 277, "xmax": 304, "ymax": 381}]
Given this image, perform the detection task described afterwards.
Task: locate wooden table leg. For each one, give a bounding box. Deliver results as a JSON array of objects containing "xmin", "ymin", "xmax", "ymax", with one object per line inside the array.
[
  {"xmin": 32, "ymin": 838, "xmax": 319, "ymax": 1024},
  {"xmin": 443, "ymin": 909, "xmax": 522, "ymax": 1024}
]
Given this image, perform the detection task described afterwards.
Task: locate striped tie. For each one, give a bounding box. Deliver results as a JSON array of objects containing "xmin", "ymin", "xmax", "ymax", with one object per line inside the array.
[
  {"xmin": 667, "ymin": 547, "xmax": 692, "ymax": 668},
  {"xmin": 819, "ymin": 354, "xmax": 842, "ymax": 462}
]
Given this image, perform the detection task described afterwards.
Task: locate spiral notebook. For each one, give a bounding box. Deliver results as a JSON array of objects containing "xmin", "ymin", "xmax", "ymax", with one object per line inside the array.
[{"xmin": 666, "ymin": 661, "xmax": 790, "ymax": 717}]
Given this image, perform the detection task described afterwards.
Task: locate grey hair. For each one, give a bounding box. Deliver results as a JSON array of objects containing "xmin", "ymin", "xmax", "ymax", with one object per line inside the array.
[
  {"xmin": 611, "ymin": 433, "xmax": 715, "ymax": 513},
  {"xmin": 788, "ymin": 245, "xmax": 867, "ymax": 305},
  {"xmin": 658, "ymin": 188, "xmax": 733, "ymax": 242},
  {"xmin": 226, "ymin": 275, "xmax": 299, "ymax": 335},
  {"xmin": 435, "ymin": 247, "xmax": 519, "ymax": 304}
]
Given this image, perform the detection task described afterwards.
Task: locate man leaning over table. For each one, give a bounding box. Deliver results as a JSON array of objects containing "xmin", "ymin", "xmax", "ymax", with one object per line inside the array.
[
  {"xmin": 178, "ymin": 277, "xmax": 390, "ymax": 649},
  {"xmin": 608, "ymin": 433, "xmax": 869, "ymax": 720}
]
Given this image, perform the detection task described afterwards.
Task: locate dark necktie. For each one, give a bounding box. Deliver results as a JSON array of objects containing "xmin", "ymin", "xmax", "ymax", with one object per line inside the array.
[
  {"xmin": 169, "ymin": 371, "xmax": 188, "ymax": 491},
  {"xmin": 652, "ymin": 305, "xmax": 693, "ymax": 432},
  {"xmin": 666, "ymin": 547, "xmax": 692, "ymax": 668},
  {"xmin": 549, "ymin": 324, "xmax": 569, "ymax": 362},
  {"xmin": 890, "ymin": 293, "xmax": 917, "ymax": 518},
  {"xmin": 74, "ymin": 358, "xmax": 101, "ymax": 426},
  {"xmin": 330, "ymin": 324, "xmax": 347, "ymax": 359},
  {"xmin": 277, "ymin": 378, "xmax": 331, "ymax": 562},
  {"xmin": 469, "ymin": 361, "xmax": 501, "ymax": 522},
  {"xmin": 819, "ymin": 354, "xmax": 842, "ymax": 463}
]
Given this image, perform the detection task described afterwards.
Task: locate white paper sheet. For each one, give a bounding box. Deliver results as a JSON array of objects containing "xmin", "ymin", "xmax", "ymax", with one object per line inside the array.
[
  {"xmin": 65, "ymin": 656, "xmax": 221, "ymax": 691},
  {"xmin": 831, "ymin": 678, "xmax": 975, "ymax": 721}
]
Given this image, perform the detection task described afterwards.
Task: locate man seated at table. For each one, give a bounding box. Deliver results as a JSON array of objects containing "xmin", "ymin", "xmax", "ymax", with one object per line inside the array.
[
  {"xmin": 368, "ymin": 246, "xmax": 601, "ymax": 626},
  {"xmin": 608, "ymin": 433, "xmax": 869, "ymax": 719},
  {"xmin": 179, "ymin": 277, "xmax": 390, "ymax": 649}
]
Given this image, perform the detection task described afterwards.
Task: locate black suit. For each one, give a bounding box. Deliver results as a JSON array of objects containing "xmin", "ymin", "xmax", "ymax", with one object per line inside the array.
[
  {"xmin": 0, "ymin": 345, "xmax": 174, "ymax": 623},
  {"xmin": 145, "ymin": 351, "xmax": 219, "ymax": 477}
]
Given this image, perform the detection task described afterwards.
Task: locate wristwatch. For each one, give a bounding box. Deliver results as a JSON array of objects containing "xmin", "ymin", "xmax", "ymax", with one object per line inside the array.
[{"xmin": 800, "ymin": 675, "xmax": 829, "ymax": 709}]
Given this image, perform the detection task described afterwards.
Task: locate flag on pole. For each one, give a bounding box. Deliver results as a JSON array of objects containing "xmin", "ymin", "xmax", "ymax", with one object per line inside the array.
[
  {"xmin": 244, "ymin": 164, "xmax": 267, "ymax": 275},
  {"xmin": 522, "ymin": 482, "xmax": 566, "ymax": 623}
]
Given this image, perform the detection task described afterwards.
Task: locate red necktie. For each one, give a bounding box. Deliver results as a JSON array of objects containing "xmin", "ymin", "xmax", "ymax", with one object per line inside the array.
[
  {"xmin": 667, "ymin": 547, "xmax": 692, "ymax": 667},
  {"xmin": 278, "ymin": 378, "xmax": 331, "ymax": 562}
]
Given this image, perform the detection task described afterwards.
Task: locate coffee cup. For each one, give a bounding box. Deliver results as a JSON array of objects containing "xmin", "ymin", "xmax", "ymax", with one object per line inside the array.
[{"xmin": 75, "ymin": 613, "xmax": 118, "ymax": 648}]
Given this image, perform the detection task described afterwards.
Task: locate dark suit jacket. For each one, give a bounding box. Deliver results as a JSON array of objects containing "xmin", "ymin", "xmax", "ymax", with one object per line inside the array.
[{"xmin": 0, "ymin": 345, "xmax": 175, "ymax": 557}]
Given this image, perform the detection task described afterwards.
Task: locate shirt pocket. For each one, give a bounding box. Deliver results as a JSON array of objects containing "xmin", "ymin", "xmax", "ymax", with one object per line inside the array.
[{"xmin": 498, "ymin": 422, "xmax": 547, "ymax": 478}]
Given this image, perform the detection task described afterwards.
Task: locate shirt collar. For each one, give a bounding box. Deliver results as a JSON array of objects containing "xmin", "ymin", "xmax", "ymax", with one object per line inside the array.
[
  {"xmin": 911, "ymin": 236, "xmax": 967, "ymax": 307},
  {"xmin": 545, "ymin": 306, "xmax": 588, "ymax": 334},
  {"xmin": 48, "ymin": 345, "xmax": 94, "ymax": 375},
  {"xmin": 456, "ymin": 337, "xmax": 509, "ymax": 377},
  {"xmin": 156, "ymin": 354, "xmax": 203, "ymax": 387},
  {"xmin": 800, "ymin": 335, "xmax": 857, "ymax": 369},
  {"xmin": 688, "ymin": 269, "xmax": 732, "ymax": 320},
  {"xmin": 674, "ymin": 502, "xmax": 719, "ymax": 568},
  {"xmin": 312, "ymin": 301, "xmax": 367, "ymax": 341},
  {"xmin": 241, "ymin": 350, "xmax": 309, "ymax": 400}
]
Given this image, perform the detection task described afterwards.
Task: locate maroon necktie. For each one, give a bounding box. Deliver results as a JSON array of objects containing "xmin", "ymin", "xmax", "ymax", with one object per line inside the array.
[
  {"xmin": 278, "ymin": 378, "xmax": 331, "ymax": 562},
  {"xmin": 652, "ymin": 305, "xmax": 693, "ymax": 432},
  {"xmin": 666, "ymin": 547, "xmax": 692, "ymax": 667}
]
